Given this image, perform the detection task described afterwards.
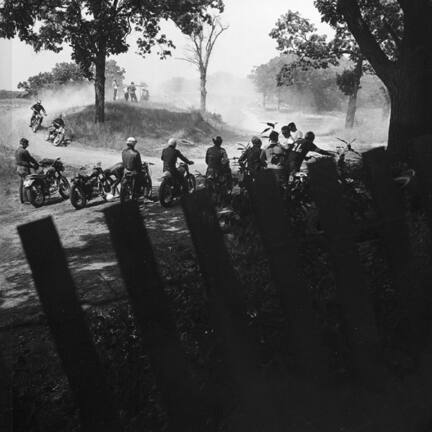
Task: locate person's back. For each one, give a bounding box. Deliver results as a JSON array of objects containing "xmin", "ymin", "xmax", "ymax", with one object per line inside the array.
[
  {"xmin": 206, "ymin": 145, "xmax": 224, "ymax": 170},
  {"xmin": 122, "ymin": 147, "xmax": 142, "ymax": 172},
  {"xmin": 161, "ymin": 145, "xmax": 178, "ymax": 172}
]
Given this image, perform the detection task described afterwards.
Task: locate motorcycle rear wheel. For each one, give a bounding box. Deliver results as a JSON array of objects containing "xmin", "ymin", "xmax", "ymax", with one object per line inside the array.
[
  {"xmin": 159, "ymin": 179, "xmax": 175, "ymax": 208},
  {"xmin": 70, "ymin": 185, "xmax": 87, "ymax": 210},
  {"xmin": 120, "ymin": 180, "xmax": 133, "ymax": 204},
  {"xmin": 29, "ymin": 183, "xmax": 45, "ymax": 208}
]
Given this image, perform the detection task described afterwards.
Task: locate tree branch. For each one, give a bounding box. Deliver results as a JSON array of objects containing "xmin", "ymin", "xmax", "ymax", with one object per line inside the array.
[{"xmin": 337, "ymin": 0, "xmax": 395, "ymax": 85}]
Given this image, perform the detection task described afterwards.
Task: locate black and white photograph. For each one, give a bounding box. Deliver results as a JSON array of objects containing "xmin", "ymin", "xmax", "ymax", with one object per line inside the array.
[{"xmin": 1, "ymin": 0, "xmax": 432, "ymax": 431}]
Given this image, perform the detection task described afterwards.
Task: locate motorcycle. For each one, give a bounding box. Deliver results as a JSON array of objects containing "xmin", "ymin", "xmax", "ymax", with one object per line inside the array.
[
  {"xmin": 30, "ymin": 112, "xmax": 44, "ymax": 133},
  {"xmin": 47, "ymin": 125, "xmax": 69, "ymax": 146},
  {"xmin": 205, "ymin": 167, "xmax": 233, "ymax": 206},
  {"xmin": 70, "ymin": 165, "xmax": 113, "ymax": 210},
  {"xmin": 120, "ymin": 162, "xmax": 154, "ymax": 204},
  {"xmin": 22, "ymin": 158, "xmax": 70, "ymax": 208},
  {"xmin": 159, "ymin": 162, "xmax": 196, "ymax": 208}
]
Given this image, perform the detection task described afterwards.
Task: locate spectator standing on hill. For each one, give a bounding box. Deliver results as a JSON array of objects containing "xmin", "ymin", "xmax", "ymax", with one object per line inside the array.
[
  {"xmin": 112, "ymin": 80, "xmax": 118, "ymax": 101},
  {"xmin": 124, "ymin": 86, "xmax": 129, "ymax": 102},
  {"xmin": 128, "ymin": 82, "xmax": 137, "ymax": 102},
  {"xmin": 15, "ymin": 138, "xmax": 39, "ymax": 203}
]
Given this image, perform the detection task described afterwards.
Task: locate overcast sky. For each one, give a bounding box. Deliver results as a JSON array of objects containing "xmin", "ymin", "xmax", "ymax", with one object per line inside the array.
[{"xmin": 0, "ymin": 0, "xmax": 332, "ymax": 91}]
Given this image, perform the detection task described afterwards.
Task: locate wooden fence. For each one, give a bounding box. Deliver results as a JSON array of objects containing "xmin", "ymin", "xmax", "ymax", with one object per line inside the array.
[{"xmin": 15, "ymin": 145, "xmax": 432, "ymax": 431}]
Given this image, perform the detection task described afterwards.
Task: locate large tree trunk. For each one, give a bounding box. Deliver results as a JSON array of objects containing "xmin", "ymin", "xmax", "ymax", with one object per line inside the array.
[
  {"xmin": 200, "ymin": 70, "xmax": 207, "ymax": 113},
  {"xmin": 94, "ymin": 48, "xmax": 106, "ymax": 123},
  {"xmin": 386, "ymin": 59, "xmax": 432, "ymax": 161}
]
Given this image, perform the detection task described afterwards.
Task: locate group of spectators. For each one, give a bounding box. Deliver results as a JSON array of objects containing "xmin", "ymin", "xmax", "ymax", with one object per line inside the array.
[{"xmin": 112, "ymin": 80, "xmax": 149, "ymax": 103}]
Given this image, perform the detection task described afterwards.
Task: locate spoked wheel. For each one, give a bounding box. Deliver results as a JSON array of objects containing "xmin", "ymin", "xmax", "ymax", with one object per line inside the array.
[
  {"xmin": 29, "ymin": 183, "xmax": 45, "ymax": 208},
  {"xmin": 70, "ymin": 185, "xmax": 87, "ymax": 210},
  {"xmin": 58, "ymin": 176, "xmax": 70, "ymax": 200},
  {"xmin": 142, "ymin": 177, "xmax": 153, "ymax": 200},
  {"xmin": 53, "ymin": 132, "xmax": 65, "ymax": 147},
  {"xmin": 120, "ymin": 179, "xmax": 134, "ymax": 204},
  {"xmin": 32, "ymin": 117, "xmax": 42, "ymax": 133},
  {"xmin": 186, "ymin": 174, "xmax": 196, "ymax": 194},
  {"xmin": 159, "ymin": 179, "xmax": 175, "ymax": 208}
]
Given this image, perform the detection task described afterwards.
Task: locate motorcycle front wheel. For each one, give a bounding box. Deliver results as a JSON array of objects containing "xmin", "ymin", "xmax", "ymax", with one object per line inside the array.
[
  {"xmin": 70, "ymin": 184, "xmax": 87, "ymax": 210},
  {"xmin": 28, "ymin": 183, "xmax": 45, "ymax": 208},
  {"xmin": 143, "ymin": 177, "xmax": 153, "ymax": 199},
  {"xmin": 53, "ymin": 131, "xmax": 65, "ymax": 147},
  {"xmin": 58, "ymin": 176, "xmax": 71, "ymax": 200}
]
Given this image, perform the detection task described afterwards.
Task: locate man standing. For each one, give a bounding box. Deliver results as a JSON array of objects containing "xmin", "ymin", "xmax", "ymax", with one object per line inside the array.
[
  {"xmin": 261, "ymin": 131, "xmax": 286, "ymax": 183},
  {"xmin": 281, "ymin": 123, "xmax": 303, "ymax": 150},
  {"xmin": 15, "ymin": 138, "xmax": 39, "ymax": 203},
  {"xmin": 112, "ymin": 80, "xmax": 118, "ymax": 101},
  {"xmin": 161, "ymin": 138, "xmax": 194, "ymax": 192},
  {"xmin": 128, "ymin": 82, "xmax": 137, "ymax": 102},
  {"xmin": 239, "ymin": 136, "xmax": 265, "ymax": 176},
  {"xmin": 122, "ymin": 137, "xmax": 143, "ymax": 197},
  {"xmin": 286, "ymin": 131, "xmax": 334, "ymax": 181}
]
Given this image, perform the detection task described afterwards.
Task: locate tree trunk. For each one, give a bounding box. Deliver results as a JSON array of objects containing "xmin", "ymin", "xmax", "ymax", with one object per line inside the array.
[
  {"xmin": 94, "ymin": 48, "xmax": 106, "ymax": 123},
  {"xmin": 345, "ymin": 58, "xmax": 363, "ymax": 129},
  {"xmin": 387, "ymin": 61, "xmax": 432, "ymax": 161},
  {"xmin": 200, "ymin": 70, "xmax": 207, "ymax": 113}
]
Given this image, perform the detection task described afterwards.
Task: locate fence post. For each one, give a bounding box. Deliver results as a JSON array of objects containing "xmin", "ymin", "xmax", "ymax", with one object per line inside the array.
[
  {"xmin": 308, "ymin": 159, "xmax": 385, "ymax": 386},
  {"xmin": 182, "ymin": 190, "xmax": 283, "ymax": 431},
  {"xmin": 248, "ymin": 170, "xmax": 327, "ymax": 378},
  {"xmin": 18, "ymin": 217, "xmax": 122, "ymax": 432},
  {"xmin": 104, "ymin": 202, "xmax": 211, "ymax": 432},
  {"xmin": 363, "ymin": 148, "xmax": 422, "ymax": 351}
]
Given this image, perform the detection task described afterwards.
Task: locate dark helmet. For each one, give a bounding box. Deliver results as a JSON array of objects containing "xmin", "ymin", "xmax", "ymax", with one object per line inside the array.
[
  {"xmin": 269, "ymin": 131, "xmax": 279, "ymax": 142},
  {"xmin": 20, "ymin": 138, "xmax": 29, "ymax": 146},
  {"xmin": 305, "ymin": 131, "xmax": 315, "ymax": 141},
  {"xmin": 212, "ymin": 136, "xmax": 223, "ymax": 147},
  {"xmin": 251, "ymin": 136, "xmax": 262, "ymax": 146}
]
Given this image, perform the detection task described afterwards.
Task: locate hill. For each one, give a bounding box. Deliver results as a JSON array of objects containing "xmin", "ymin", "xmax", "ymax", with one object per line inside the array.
[{"xmin": 65, "ymin": 102, "xmax": 241, "ymax": 156}]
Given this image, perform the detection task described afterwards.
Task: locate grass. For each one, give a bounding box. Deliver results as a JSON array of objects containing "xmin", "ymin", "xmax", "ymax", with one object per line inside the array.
[{"xmin": 65, "ymin": 102, "xmax": 238, "ymax": 156}]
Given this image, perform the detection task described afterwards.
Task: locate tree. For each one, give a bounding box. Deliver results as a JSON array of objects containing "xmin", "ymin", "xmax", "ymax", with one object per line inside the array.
[
  {"xmin": 18, "ymin": 62, "xmax": 87, "ymax": 96},
  {"xmin": 0, "ymin": 0, "xmax": 224, "ymax": 123},
  {"xmin": 180, "ymin": 15, "xmax": 228, "ymax": 113},
  {"xmin": 270, "ymin": 10, "xmax": 366, "ymax": 128},
  {"xmin": 314, "ymin": 0, "xmax": 431, "ymax": 160}
]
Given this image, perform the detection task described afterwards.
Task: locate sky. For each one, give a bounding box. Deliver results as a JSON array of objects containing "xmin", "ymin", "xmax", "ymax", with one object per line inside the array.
[{"xmin": 0, "ymin": 0, "xmax": 332, "ymax": 91}]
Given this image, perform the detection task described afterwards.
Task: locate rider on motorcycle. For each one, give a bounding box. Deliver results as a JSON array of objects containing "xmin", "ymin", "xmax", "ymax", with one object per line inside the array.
[
  {"xmin": 47, "ymin": 114, "xmax": 65, "ymax": 141},
  {"xmin": 161, "ymin": 138, "xmax": 193, "ymax": 192},
  {"xmin": 238, "ymin": 136, "xmax": 265, "ymax": 175},
  {"xmin": 15, "ymin": 138, "xmax": 39, "ymax": 203},
  {"xmin": 29, "ymin": 100, "xmax": 47, "ymax": 127},
  {"xmin": 205, "ymin": 136, "xmax": 232, "ymax": 183},
  {"xmin": 122, "ymin": 137, "xmax": 144, "ymax": 197},
  {"xmin": 286, "ymin": 131, "xmax": 335, "ymax": 181}
]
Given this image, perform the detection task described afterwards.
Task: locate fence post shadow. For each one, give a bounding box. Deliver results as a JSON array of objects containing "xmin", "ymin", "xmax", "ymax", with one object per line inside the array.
[
  {"xmin": 18, "ymin": 217, "xmax": 122, "ymax": 432},
  {"xmin": 104, "ymin": 201, "xmax": 213, "ymax": 432}
]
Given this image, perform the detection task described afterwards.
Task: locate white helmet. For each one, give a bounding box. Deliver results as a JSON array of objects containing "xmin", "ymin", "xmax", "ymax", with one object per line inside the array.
[
  {"xmin": 126, "ymin": 136, "xmax": 137, "ymax": 147},
  {"xmin": 168, "ymin": 138, "xmax": 177, "ymax": 147}
]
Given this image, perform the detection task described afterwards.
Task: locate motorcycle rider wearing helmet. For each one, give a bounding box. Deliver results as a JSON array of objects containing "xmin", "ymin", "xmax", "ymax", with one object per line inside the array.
[
  {"xmin": 261, "ymin": 131, "xmax": 286, "ymax": 183},
  {"xmin": 47, "ymin": 114, "xmax": 65, "ymax": 142},
  {"xmin": 161, "ymin": 138, "xmax": 193, "ymax": 192},
  {"xmin": 238, "ymin": 136, "xmax": 265, "ymax": 175},
  {"xmin": 205, "ymin": 136, "xmax": 232, "ymax": 182},
  {"xmin": 29, "ymin": 100, "xmax": 47, "ymax": 127},
  {"xmin": 15, "ymin": 138, "xmax": 39, "ymax": 203},
  {"xmin": 122, "ymin": 137, "xmax": 144, "ymax": 196},
  {"xmin": 287, "ymin": 131, "xmax": 334, "ymax": 181}
]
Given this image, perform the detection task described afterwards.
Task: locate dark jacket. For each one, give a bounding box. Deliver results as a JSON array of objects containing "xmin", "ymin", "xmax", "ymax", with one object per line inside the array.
[
  {"xmin": 31, "ymin": 103, "xmax": 46, "ymax": 115},
  {"xmin": 161, "ymin": 146, "xmax": 191, "ymax": 172},
  {"xmin": 239, "ymin": 146, "xmax": 264, "ymax": 173},
  {"xmin": 122, "ymin": 148, "xmax": 143, "ymax": 172},
  {"xmin": 53, "ymin": 117, "xmax": 65, "ymax": 128},
  {"xmin": 206, "ymin": 145, "xmax": 226, "ymax": 170},
  {"xmin": 15, "ymin": 147, "xmax": 38, "ymax": 168}
]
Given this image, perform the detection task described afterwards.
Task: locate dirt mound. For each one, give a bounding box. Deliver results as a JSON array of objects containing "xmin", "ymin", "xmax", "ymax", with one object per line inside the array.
[{"xmin": 65, "ymin": 102, "xmax": 237, "ymax": 156}]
